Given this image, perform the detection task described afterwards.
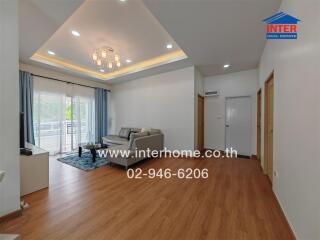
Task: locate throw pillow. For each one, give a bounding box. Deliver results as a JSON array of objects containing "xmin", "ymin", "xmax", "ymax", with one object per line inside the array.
[
  {"xmin": 127, "ymin": 130, "xmax": 138, "ymax": 140},
  {"xmin": 118, "ymin": 128, "xmax": 125, "ymax": 137},
  {"xmin": 141, "ymin": 128, "xmax": 151, "ymax": 133},
  {"xmin": 119, "ymin": 128, "xmax": 131, "ymax": 139}
]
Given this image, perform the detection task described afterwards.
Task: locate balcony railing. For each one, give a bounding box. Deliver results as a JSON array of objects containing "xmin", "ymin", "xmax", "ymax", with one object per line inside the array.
[{"xmin": 34, "ymin": 120, "xmax": 94, "ymax": 154}]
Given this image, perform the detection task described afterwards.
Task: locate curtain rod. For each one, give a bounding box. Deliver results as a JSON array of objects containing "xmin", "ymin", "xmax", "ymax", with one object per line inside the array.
[{"xmin": 31, "ymin": 74, "xmax": 111, "ymax": 92}]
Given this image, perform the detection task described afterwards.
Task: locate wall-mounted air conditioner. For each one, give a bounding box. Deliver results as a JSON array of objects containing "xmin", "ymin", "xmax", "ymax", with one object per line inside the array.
[{"xmin": 205, "ymin": 90, "xmax": 220, "ymax": 97}]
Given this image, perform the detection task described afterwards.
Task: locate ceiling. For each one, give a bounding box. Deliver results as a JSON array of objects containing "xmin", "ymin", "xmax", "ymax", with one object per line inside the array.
[
  {"xmin": 144, "ymin": 0, "xmax": 281, "ymax": 76},
  {"xmin": 21, "ymin": 0, "xmax": 188, "ymax": 83},
  {"xmin": 20, "ymin": 0, "xmax": 281, "ymax": 83}
]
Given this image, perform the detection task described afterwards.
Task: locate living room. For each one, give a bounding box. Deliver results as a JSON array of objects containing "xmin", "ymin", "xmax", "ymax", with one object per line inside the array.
[{"xmin": 1, "ymin": 0, "xmax": 319, "ymax": 240}]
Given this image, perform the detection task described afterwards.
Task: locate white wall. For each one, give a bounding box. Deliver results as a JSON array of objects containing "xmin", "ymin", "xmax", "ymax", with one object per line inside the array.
[
  {"xmin": 110, "ymin": 66, "xmax": 195, "ymax": 150},
  {"xmin": 0, "ymin": 0, "xmax": 20, "ymax": 217},
  {"xmin": 204, "ymin": 69, "xmax": 259, "ymax": 153},
  {"xmin": 259, "ymin": 1, "xmax": 320, "ymax": 239}
]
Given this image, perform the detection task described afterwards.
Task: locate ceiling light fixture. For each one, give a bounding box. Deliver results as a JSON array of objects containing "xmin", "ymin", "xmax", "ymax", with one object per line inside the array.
[
  {"xmin": 166, "ymin": 44, "xmax": 173, "ymax": 49},
  {"xmin": 223, "ymin": 64, "xmax": 230, "ymax": 68},
  {"xmin": 92, "ymin": 46, "xmax": 121, "ymax": 71},
  {"xmin": 47, "ymin": 50, "xmax": 55, "ymax": 55},
  {"xmin": 119, "ymin": 0, "xmax": 126, "ymax": 2},
  {"xmin": 126, "ymin": 59, "xmax": 132, "ymax": 63},
  {"xmin": 71, "ymin": 30, "xmax": 80, "ymax": 37}
]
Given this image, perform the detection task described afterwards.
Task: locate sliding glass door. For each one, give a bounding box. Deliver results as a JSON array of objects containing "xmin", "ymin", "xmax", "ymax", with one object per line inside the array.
[
  {"xmin": 71, "ymin": 96, "xmax": 95, "ymax": 150},
  {"xmin": 64, "ymin": 96, "xmax": 73, "ymax": 152},
  {"xmin": 33, "ymin": 77, "xmax": 95, "ymax": 155},
  {"xmin": 33, "ymin": 91, "xmax": 66, "ymax": 155}
]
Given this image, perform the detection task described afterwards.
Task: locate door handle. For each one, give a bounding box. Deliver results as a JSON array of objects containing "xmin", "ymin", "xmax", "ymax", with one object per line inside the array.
[{"xmin": 226, "ymin": 125, "xmax": 230, "ymax": 127}]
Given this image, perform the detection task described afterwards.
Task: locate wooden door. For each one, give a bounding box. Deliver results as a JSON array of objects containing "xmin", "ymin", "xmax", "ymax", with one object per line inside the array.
[
  {"xmin": 257, "ymin": 90, "xmax": 262, "ymax": 160},
  {"xmin": 197, "ymin": 95, "xmax": 204, "ymax": 152},
  {"xmin": 264, "ymin": 74, "xmax": 274, "ymax": 183}
]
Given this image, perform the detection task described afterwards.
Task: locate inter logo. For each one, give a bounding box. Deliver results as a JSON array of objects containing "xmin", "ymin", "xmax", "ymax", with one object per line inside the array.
[{"xmin": 263, "ymin": 12, "xmax": 301, "ymax": 40}]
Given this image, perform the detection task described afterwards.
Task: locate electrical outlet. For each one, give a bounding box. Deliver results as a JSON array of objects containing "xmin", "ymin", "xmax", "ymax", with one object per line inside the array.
[{"xmin": 0, "ymin": 170, "xmax": 5, "ymax": 183}]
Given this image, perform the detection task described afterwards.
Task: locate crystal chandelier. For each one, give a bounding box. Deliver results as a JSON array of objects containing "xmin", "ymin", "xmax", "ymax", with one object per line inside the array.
[{"xmin": 92, "ymin": 46, "xmax": 121, "ymax": 70}]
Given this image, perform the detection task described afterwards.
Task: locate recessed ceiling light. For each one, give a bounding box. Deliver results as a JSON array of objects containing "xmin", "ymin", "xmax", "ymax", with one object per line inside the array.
[
  {"xmin": 119, "ymin": 0, "xmax": 126, "ymax": 2},
  {"xmin": 126, "ymin": 59, "xmax": 132, "ymax": 63},
  {"xmin": 71, "ymin": 30, "xmax": 80, "ymax": 37},
  {"xmin": 100, "ymin": 69, "xmax": 105, "ymax": 73},
  {"xmin": 166, "ymin": 44, "xmax": 173, "ymax": 49},
  {"xmin": 48, "ymin": 50, "xmax": 55, "ymax": 55},
  {"xmin": 223, "ymin": 64, "xmax": 230, "ymax": 68}
]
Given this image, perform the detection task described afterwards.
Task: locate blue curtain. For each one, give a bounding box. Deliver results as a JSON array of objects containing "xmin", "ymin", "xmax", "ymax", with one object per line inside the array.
[
  {"xmin": 19, "ymin": 70, "xmax": 35, "ymax": 144},
  {"xmin": 95, "ymin": 88, "xmax": 108, "ymax": 143}
]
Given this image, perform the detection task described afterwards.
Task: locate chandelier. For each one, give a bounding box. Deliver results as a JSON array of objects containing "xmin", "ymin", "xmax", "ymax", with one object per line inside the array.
[{"xmin": 92, "ymin": 46, "xmax": 121, "ymax": 70}]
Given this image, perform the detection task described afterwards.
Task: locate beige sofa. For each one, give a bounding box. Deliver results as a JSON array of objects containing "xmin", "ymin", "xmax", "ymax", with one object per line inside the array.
[{"xmin": 102, "ymin": 128, "xmax": 164, "ymax": 169}]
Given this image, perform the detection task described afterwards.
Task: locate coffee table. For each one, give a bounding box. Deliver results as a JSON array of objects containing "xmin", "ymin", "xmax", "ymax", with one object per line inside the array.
[{"xmin": 78, "ymin": 143, "xmax": 109, "ymax": 163}]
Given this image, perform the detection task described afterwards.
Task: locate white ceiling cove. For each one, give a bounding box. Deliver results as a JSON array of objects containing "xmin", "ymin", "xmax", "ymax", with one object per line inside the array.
[
  {"xmin": 36, "ymin": 0, "xmax": 183, "ymax": 72},
  {"xmin": 144, "ymin": 0, "xmax": 281, "ymax": 76}
]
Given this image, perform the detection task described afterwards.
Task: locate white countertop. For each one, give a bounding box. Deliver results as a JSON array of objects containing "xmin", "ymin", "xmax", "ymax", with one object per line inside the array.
[{"xmin": 23, "ymin": 142, "xmax": 48, "ymax": 155}]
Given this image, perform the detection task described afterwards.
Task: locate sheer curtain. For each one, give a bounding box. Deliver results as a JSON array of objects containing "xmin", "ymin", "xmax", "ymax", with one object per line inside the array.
[
  {"xmin": 33, "ymin": 76, "xmax": 95, "ymax": 155},
  {"xmin": 71, "ymin": 85, "xmax": 95, "ymax": 150}
]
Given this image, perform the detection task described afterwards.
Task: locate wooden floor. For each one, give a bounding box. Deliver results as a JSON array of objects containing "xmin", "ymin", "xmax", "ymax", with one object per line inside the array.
[{"xmin": 0, "ymin": 156, "xmax": 294, "ymax": 240}]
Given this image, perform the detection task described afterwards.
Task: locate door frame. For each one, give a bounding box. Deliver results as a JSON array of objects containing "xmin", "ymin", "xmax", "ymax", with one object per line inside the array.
[
  {"xmin": 197, "ymin": 94, "xmax": 205, "ymax": 152},
  {"xmin": 224, "ymin": 95, "xmax": 252, "ymax": 156},
  {"xmin": 264, "ymin": 71, "xmax": 274, "ymax": 182},
  {"xmin": 257, "ymin": 89, "xmax": 262, "ymax": 161}
]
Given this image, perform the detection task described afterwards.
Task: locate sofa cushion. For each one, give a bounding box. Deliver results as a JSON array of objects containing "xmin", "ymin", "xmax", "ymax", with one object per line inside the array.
[
  {"xmin": 118, "ymin": 128, "xmax": 131, "ymax": 139},
  {"xmin": 102, "ymin": 135, "xmax": 129, "ymax": 145}
]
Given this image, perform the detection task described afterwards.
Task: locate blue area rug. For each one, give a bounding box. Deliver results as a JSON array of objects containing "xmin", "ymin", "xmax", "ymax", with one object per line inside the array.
[{"xmin": 57, "ymin": 152, "xmax": 108, "ymax": 171}]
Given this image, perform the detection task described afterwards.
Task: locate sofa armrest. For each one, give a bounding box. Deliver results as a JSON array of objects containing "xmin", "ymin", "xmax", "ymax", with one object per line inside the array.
[{"xmin": 131, "ymin": 134, "xmax": 164, "ymax": 152}]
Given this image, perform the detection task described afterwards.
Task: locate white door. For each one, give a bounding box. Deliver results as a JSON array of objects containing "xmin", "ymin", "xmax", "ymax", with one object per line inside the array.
[{"xmin": 225, "ymin": 96, "xmax": 251, "ymax": 156}]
